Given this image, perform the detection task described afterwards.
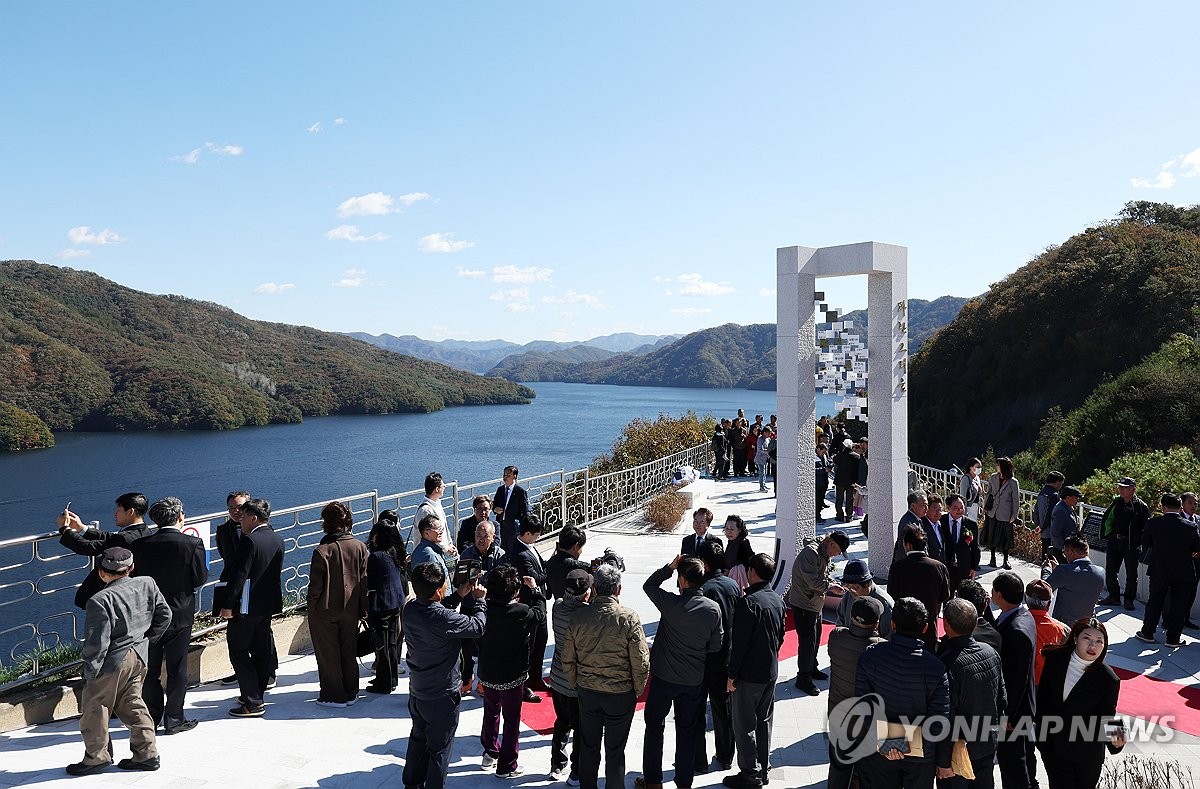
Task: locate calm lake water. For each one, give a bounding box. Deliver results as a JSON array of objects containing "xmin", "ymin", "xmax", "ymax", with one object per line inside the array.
[{"xmin": 0, "ymin": 383, "xmax": 837, "ymax": 541}]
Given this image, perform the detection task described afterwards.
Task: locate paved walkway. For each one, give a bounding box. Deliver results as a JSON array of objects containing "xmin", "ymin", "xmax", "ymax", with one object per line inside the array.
[{"xmin": 2, "ymin": 476, "xmax": 1199, "ymax": 787}]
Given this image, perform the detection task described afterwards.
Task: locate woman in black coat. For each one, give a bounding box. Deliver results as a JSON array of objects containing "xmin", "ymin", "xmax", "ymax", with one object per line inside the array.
[
  {"xmin": 365, "ymin": 510, "xmax": 408, "ymax": 693},
  {"xmin": 1035, "ymin": 618, "xmax": 1125, "ymax": 789}
]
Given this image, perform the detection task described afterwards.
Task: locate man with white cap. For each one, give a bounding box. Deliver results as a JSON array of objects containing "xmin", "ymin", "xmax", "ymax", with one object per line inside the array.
[{"xmin": 69, "ymin": 546, "xmax": 171, "ymax": 776}]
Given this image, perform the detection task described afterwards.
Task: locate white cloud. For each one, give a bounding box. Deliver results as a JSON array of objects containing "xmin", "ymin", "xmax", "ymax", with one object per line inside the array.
[
  {"xmin": 172, "ymin": 142, "xmax": 245, "ymax": 163},
  {"xmin": 541, "ymin": 290, "xmax": 605, "ymax": 307},
  {"xmin": 759, "ymin": 287, "xmax": 776, "ymax": 298},
  {"xmin": 332, "ymin": 268, "xmax": 366, "ymax": 288},
  {"xmin": 419, "ymin": 232, "xmax": 476, "ymax": 253},
  {"xmin": 57, "ymin": 248, "xmax": 92, "ymax": 260},
  {"xmin": 456, "ymin": 267, "xmax": 486, "ymax": 279},
  {"xmin": 307, "ymin": 122, "xmax": 323, "ymax": 133},
  {"xmin": 255, "ymin": 282, "xmax": 295, "ymax": 294},
  {"xmin": 670, "ymin": 307, "xmax": 713, "ymax": 316},
  {"xmin": 675, "ymin": 273, "xmax": 735, "ymax": 297},
  {"xmin": 67, "ymin": 226, "xmax": 123, "ymax": 245},
  {"xmin": 337, "ymin": 191, "xmax": 430, "ymax": 217},
  {"xmin": 1131, "ymin": 146, "xmax": 1200, "ymax": 189},
  {"xmin": 325, "ymin": 224, "xmax": 389, "ymax": 242},
  {"xmin": 489, "ymin": 287, "xmax": 530, "ymax": 303},
  {"xmin": 506, "ymin": 303, "xmax": 534, "ymax": 314},
  {"xmin": 493, "ymin": 265, "xmax": 552, "ymax": 283},
  {"xmin": 334, "ymin": 117, "xmax": 347, "ymax": 126}
]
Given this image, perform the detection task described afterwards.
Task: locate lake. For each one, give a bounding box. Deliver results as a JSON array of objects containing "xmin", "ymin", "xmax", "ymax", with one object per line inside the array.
[{"xmin": 0, "ymin": 383, "xmax": 839, "ymax": 542}]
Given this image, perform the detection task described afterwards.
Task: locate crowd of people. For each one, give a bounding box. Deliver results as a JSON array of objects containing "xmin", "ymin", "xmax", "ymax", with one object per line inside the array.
[{"xmin": 46, "ymin": 419, "xmax": 1200, "ymax": 788}]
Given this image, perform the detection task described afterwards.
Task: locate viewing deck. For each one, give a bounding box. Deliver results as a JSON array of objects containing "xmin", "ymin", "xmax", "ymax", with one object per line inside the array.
[{"xmin": 3, "ymin": 474, "xmax": 1200, "ymax": 787}]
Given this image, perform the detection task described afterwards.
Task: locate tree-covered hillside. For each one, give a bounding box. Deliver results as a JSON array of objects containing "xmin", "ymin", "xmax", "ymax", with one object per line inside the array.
[
  {"xmin": 909, "ymin": 201, "xmax": 1200, "ymax": 467},
  {"xmin": 0, "ymin": 260, "xmax": 534, "ymax": 450}
]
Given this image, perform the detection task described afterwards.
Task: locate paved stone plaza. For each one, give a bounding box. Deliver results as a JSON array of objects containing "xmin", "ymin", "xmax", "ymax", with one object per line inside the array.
[{"xmin": 2, "ymin": 475, "xmax": 1199, "ymax": 788}]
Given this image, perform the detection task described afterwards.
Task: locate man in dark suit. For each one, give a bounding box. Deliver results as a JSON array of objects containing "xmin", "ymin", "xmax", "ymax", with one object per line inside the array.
[
  {"xmin": 939, "ymin": 598, "xmax": 1005, "ymax": 789},
  {"xmin": 214, "ymin": 491, "xmax": 272, "ymax": 687},
  {"xmin": 58, "ymin": 492, "xmax": 154, "ymax": 609},
  {"xmin": 219, "ymin": 497, "xmax": 284, "ymax": 718},
  {"xmin": 508, "ymin": 516, "xmax": 551, "ymax": 700},
  {"xmin": 493, "ymin": 465, "xmax": 530, "ymax": 554},
  {"xmin": 682, "ymin": 507, "xmax": 723, "ymax": 557},
  {"xmin": 941, "ymin": 494, "xmax": 981, "ymax": 592},
  {"xmin": 920, "ymin": 495, "xmax": 948, "ymax": 565},
  {"xmin": 546, "ymin": 525, "xmax": 591, "ymax": 600},
  {"xmin": 992, "ymin": 570, "xmax": 1037, "ymax": 789},
  {"xmin": 886, "ymin": 524, "xmax": 950, "ymax": 651},
  {"xmin": 133, "ymin": 497, "xmax": 208, "ymax": 734},
  {"xmin": 889, "ymin": 491, "xmax": 928, "ymax": 574},
  {"xmin": 1136, "ymin": 492, "xmax": 1200, "ymax": 647}
]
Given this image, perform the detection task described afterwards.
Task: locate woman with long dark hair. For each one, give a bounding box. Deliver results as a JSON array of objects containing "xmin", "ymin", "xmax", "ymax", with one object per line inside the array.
[
  {"xmin": 1035, "ymin": 618, "xmax": 1125, "ymax": 788},
  {"xmin": 365, "ymin": 509, "xmax": 408, "ymax": 693},
  {"xmin": 722, "ymin": 514, "xmax": 754, "ymax": 590},
  {"xmin": 982, "ymin": 456, "xmax": 1020, "ymax": 569},
  {"xmin": 308, "ymin": 501, "xmax": 369, "ymax": 707}
]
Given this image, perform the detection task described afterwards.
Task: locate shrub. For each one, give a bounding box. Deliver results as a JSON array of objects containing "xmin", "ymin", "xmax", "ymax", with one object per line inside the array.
[
  {"xmin": 645, "ymin": 488, "xmax": 689, "ymax": 533},
  {"xmin": 1078, "ymin": 446, "xmax": 1200, "ymax": 510},
  {"xmin": 591, "ymin": 411, "xmax": 717, "ymax": 475},
  {"xmin": 1100, "ymin": 754, "xmax": 1194, "ymax": 788},
  {"xmin": 0, "ymin": 402, "xmax": 54, "ymax": 450}
]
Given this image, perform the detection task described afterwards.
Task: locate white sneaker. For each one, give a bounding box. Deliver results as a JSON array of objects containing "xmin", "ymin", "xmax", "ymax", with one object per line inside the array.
[
  {"xmin": 497, "ymin": 767, "xmax": 525, "ymax": 779},
  {"xmin": 549, "ymin": 767, "xmax": 567, "ymax": 780},
  {"xmin": 482, "ymin": 754, "xmax": 497, "ymax": 768}
]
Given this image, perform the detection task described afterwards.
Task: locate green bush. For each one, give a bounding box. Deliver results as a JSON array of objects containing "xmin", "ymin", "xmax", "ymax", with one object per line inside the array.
[
  {"xmin": 590, "ymin": 411, "xmax": 716, "ymax": 475},
  {"xmin": 1078, "ymin": 446, "xmax": 1200, "ymax": 510}
]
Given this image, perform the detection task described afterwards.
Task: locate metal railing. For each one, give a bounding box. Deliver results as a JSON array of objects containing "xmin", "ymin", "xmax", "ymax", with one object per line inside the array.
[{"xmin": 0, "ymin": 442, "xmax": 711, "ymax": 695}]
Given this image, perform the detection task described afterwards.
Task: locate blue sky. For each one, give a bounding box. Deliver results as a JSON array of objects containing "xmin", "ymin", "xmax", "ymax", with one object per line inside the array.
[{"xmin": 2, "ymin": 3, "xmax": 1198, "ymax": 344}]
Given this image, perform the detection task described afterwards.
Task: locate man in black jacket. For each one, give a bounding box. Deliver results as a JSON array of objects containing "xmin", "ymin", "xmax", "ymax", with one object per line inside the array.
[
  {"xmin": 832, "ymin": 440, "xmax": 861, "ymax": 523},
  {"xmin": 940, "ymin": 598, "xmax": 1006, "ymax": 789},
  {"xmin": 1099, "ymin": 477, "xmax": 1150, "ymax": 609},
  {"xmin": 132, "ymin": 497, "xmax": 208, "ymax": 735},
  {"xmin": 853, "ymin": 597, "xmax": 951, "ymax": 789},
  {"xmin": 1136, "ymin": 492, "xmax": 1200, "ymax": 647},
  {"xmin": 219, "ymin": 498, "xmax": 285, "ymax": 718},
  {"xmin": 59, "ymin": 492, "xmax": 154, "ymax": 609},
  {"xmin": 992, "ymin": 570, "xmax": 1037, "ymax": 789},
  {"xmin": 508, "ymin": 517, "xmax": 551, "ymax": 698},
  {"xmin": 724, "ymin": 554, "xmax": 785, "ymax": 789},
  {"xmin": 941, "ymin": 494, "xmax": 982, "ymax": 592},
  {"xmin": 547, "ymin": 526, "xmax": 591, "ymax": 600},
  {"xmin": 891, "ymin": 491, "xmax": 929, "ymax": 571},
  {"xmin": 949, "ymin": 579, "xmax": 1003, "ymax": 654},
  {"xmin": 681, "ymin": 508, "xmax": 723, "ymax": 557},
  {"xmin": 887, "ymin": 525, "xmax": 950, "ymax": 652},
  {"xmin": 213, "ymin": 491, "xmax": 275, "ymax": 688},
  {"xmin": 826, "ymin": 597, "xmax": 885, "ymax": 789},
  {"xmin": 696, "ymin": 541, "xmax": 741, "ymax": 774}
]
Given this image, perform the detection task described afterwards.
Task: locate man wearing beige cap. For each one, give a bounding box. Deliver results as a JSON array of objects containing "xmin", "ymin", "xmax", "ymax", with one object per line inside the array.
[{"xmin": 69, "ymin": 547, "xmax": 171, "ymax": 776}]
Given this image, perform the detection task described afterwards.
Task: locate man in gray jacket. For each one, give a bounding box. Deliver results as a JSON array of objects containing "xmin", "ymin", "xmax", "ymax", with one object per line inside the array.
[
  {"xmin": 1041, "ymin": 535, "xmax": 1105, "ymax": 628},
  {"xmin": 69, "ymin": 547, "xmax": 171, "ymax": 776},
  {"xmin": 785, "ymin": 531, "xmax": 849, "ymax": 695},
  {"xmin": 638, "ymin": 556, "xmax": 723, "ymax": 789}
]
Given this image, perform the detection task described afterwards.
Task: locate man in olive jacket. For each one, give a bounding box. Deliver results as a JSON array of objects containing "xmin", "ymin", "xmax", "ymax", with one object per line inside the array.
[
  {"xmin": 785, "ymin": 531, "xmax": 849, "ymax": 695},
  {"xmin": 826, "ymin": 597, "xmax": 885, "ymax": 789},
  {"xmin": 725, "ymin": 554, "xmax": 786, "ymax": 789},
  {"xmin": 562, "ymin": 564, "xmax": 650, "ymax": 789}
]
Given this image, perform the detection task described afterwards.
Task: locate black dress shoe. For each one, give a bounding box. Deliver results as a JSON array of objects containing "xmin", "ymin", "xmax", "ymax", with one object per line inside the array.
[
  {"xmin": 163, "ymin": 719, "xmax": 198, "ymax": 735},
  {"xmin": 810, "ymin": 669, "xmax": 829, "ymax": 680},
  {"xmin": 522, "ymin": 688, "xmax": 542, "ymax": 703},
  {"xmin": 1099, "ymin": 595, "xmax": 1122, "ymax": 605},
  {"xmin": 118, "ymin": 756, "xmax": 160, "ymax": 771},
  {"xmin": 794, "ymin": 680, "xmax": 819, "ymax": 696},
  {"xmin": 66, "ymin": 761, "xmax": 111, "ymax": 776},
  {"xmin": 1124, "ymin": 601, "xmax": 1136, "ymax": 611},
  {"xmin": 527, "ymin": 678, "xmax": 551, "ymax": 692}
]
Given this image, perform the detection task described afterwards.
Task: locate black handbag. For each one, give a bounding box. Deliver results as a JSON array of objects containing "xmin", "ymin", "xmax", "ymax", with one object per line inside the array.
[
  {"xmin": 984, "ymin": 491, "xmax": 995, "ymax": 512},
  {"xmin": 356, "ymin": 621, "xmax": 378, "ymax": 658}
]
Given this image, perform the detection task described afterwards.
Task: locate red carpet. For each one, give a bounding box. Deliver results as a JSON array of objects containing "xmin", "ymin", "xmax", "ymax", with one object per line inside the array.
[{"xmin": 519, "ymin": 611, "xmax": 1200, "ymax": 737}]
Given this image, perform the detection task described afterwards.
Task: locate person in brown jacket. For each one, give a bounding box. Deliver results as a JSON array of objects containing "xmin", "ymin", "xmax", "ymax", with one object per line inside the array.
[{"xmin": 308, "ymin": 501, "xmax": 369, "ymax": 707}]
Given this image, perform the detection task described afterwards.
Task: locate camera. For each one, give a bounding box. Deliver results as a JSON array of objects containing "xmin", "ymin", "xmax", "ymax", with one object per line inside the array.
[
  {"xmin": 452, "ymin": 559, "xmax": 482, "ymax": 588},
  {"xmin": 590, "ymin": 547, "xmax": 626, "ymax": 573}
]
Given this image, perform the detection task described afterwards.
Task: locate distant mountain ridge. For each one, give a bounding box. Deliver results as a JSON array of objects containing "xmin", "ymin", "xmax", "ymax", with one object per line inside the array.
[
  {"xmin": 485, "ymin": 298, "xmax": 968, "ymax": 389},
  {"xmin": 0, "ymin": 260, "xmax": 534, "ymax": 451},
  {"xmin": 347, "ymin": 331, "xmax": 676, "ymax": 373}
]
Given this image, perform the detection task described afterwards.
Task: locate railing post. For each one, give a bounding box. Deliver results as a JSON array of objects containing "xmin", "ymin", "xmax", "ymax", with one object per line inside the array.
[
  {"xmin": 371, "ymin": 489, "xmax": 379, "ymax": 522},
  {"xmin": 451, "ymin": 481, "xmax": 460, "ymax": 534},
  {"xmin": 583, "ymin": 468, "xmax": 590, "ymax": 527},
  {"xmin": 560, "ymin": 470, "xmax": 567, "ymax": 529}
]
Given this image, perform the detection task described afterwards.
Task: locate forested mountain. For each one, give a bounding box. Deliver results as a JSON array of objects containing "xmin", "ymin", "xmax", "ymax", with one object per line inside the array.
[
  {"xmin": 909, "ymin": 201, "xmax": 1200, "ymax": 468},
  {"xmin": 0, "ymin": 261, "xmax": 534, "ymax": 451},
  {"xmin": 841, "ymin": 296, "xmax": 971, "ymax": 354},
  {"xmin": 347, "ymin": 331, "xmax": 673, "ymax": 373},
  {"xmin": 490, "ymin": 323, "xmax": 778, "ymax": 389}
]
